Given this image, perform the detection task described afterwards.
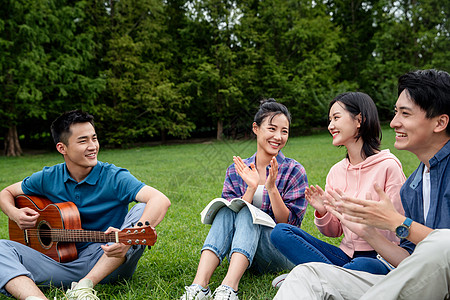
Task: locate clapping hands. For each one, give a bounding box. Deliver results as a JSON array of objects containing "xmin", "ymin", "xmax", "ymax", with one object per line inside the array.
[
  {"xmin": 305, "ymin": 185, "xmax": 327, "ymax": 216},
  {"xmin": 233, "ymin": 156, "xmax": 260, "ymax": 189},
  {"xmin": 326, "ymin": 183, "xmax": 401, "ymax": 232},
  {"xmin": 233, "ymin": 156, "xmax": 279, "ymax": 191}
]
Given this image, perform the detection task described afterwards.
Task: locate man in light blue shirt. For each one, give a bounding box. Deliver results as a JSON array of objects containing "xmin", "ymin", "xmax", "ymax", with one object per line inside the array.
[{"xmin": 0, "ymin": 110, "xmax": 171, "ymax": 300}]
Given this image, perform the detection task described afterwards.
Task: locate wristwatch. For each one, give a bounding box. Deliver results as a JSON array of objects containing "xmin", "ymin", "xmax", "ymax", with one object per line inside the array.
[{"xmin": 395, "ymin": 217, "xmax": 413, "ymax": 239}]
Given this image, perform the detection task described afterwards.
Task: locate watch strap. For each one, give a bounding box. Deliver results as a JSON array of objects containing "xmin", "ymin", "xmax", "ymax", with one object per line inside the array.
[{"xmin": 403, "ymin": 217, "xmax": 413, "ymax": 227}]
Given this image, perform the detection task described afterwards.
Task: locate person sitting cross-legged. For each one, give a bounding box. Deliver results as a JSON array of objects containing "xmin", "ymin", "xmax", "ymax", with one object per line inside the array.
[{"xmin": 0, "ymin": 110, "xmax": 171, "ymax": 300}]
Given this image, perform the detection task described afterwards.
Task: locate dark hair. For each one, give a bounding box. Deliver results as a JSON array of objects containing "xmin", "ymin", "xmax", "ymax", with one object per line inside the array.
[
  {"xmin": 254, "ymin": 98, "xmax": 291, "ymax": 126},
  {"xmin": 329, "ymin": 92, "xmax": 381, "ymax": 159},
  {"xmin": 398, "ymin": 69, "xmax": 450, "ymax": 135},
  {"xmin": 50, "ymin": 110, "xmax": 95, "ymax": 145}
]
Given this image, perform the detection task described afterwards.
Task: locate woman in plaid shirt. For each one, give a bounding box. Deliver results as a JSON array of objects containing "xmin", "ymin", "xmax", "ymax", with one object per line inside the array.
[{"xmin": 181, "ymin": 99, "xmax": 308, "ymax": 300}]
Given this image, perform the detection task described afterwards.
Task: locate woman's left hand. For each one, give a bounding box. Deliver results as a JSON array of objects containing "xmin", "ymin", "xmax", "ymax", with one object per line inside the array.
[{"xmin": 265, "ymin": 156, "xmax": 278, "ymax": 191}]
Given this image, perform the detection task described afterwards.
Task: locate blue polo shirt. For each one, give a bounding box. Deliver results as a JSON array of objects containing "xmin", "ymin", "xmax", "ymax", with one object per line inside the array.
[
  {"xmin": 21, "ymin": 161, "xmax": 145, "ymax": 251},
  {"xmin": 400, "ymin": 140, "xmax": 450, "ymax": 254}
]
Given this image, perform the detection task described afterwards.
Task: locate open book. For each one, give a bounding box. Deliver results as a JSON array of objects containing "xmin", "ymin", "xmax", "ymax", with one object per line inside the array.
[{"xmin": 200, "ymin": 198, "xmax": 276, "ymax": 228}]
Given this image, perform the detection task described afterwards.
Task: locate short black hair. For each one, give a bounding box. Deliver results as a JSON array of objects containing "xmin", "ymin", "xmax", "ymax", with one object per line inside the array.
[
  {"xmin": 398, "ymin": 69, "xmax": 450, "ymax": 135},
  {"xmin": 50, "ymin": 110, "xmax": 95, "ymax": 145},
  {"xmin": 253, "ymin": 98, "xmax": 291, "ymax": 126},
  {"xmin": 329, "ymin": 92, "xmax": 381, "ymax": 159}
]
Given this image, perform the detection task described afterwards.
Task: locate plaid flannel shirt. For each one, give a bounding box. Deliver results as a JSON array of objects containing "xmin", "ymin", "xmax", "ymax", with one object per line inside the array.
[{"xmin": 221, "ymin": 151, "xmax": 308, "ymax": 227}]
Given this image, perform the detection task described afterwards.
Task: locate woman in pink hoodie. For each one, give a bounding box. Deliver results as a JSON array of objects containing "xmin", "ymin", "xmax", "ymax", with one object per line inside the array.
[{"xmin": 270, "ymin": 92, "xmax": 406, "ymax": 283}]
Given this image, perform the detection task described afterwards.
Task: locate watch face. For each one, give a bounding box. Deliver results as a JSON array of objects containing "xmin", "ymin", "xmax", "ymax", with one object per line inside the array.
[{"xmin": 396, "ymin": 225, "xmax": 409, "ymax": 238}]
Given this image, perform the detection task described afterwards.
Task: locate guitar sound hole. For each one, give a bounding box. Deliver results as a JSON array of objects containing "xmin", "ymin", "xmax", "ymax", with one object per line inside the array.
[{"xmin": 38, "ymin": 222, "xmax": 52, "ymax": 248}]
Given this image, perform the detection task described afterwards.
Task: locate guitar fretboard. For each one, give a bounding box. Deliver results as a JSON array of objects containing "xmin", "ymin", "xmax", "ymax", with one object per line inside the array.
[{"xmin": 25, "ymin": 229, "xmax": 119, "ymax": 243}]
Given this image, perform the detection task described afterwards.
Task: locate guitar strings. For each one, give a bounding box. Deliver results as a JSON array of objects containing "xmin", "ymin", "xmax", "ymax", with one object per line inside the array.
[{"xmin": 21, "ymin": 229, "xmax": 154, "ymax": 243}]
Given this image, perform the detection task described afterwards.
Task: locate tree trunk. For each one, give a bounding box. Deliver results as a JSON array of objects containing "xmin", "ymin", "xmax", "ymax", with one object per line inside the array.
[
  {"xmin": 216, "ymin": 119, "xmax": 223, "ymax": 140},
  {"xmin": 4, "ymin": 125, "xmax": 23, "ymax": 157},
  {"xmin": 161, "ymin": 128, "xmax": 167, "ymax": 144}
]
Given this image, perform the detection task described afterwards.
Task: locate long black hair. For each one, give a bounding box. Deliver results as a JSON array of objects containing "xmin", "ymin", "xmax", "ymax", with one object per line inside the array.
[{"xmin": 329, "ymin": 92, "xmax": 381, "ymax": 159}]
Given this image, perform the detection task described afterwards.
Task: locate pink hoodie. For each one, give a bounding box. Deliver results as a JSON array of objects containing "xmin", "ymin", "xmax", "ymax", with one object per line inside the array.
[{"xmin": 314, "ymin": 149, "xmax": 406, "ymax": 257}]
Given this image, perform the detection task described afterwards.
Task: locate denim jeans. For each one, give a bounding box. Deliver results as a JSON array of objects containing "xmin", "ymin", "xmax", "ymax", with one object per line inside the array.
[
  {"xmin": 270, "ymin": 223, "xmax": 390, "ymax": 275},
  {"xmin": 202, "ymin": 206, "xmax": 294, "ymax": 273},
  {"xmin": 0, "ymin": 203, "xmax": 147, "ymax": 296}
]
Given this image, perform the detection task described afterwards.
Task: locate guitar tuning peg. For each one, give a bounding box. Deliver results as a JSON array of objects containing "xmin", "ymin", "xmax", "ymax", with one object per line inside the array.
[
  {"xmin": 137, "ymin": 222, "xmax": 143, "ymax": 227},
  {"xmin": 145, "ymin": 221, "xmax": 150, "ymax": 226}
]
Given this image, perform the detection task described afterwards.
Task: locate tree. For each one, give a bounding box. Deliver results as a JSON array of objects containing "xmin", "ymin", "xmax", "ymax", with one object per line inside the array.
[
  {"xmin": 179, "ymin": 0, "xmax": 245, "ymax": 140},
  {"xmin": 361, "ymin": 0, "xmax": 450, "ymax": 119},
  {"xmin": 234, "ymin": 0, "xmax": 352, "ymax": 131},
  {"xmin": 0, "ymin": 0, "xmax": 105, "ymax": 156},
  {"xmin": 89, "ymin": 0, "xmax": 194, "ymax": 146}
]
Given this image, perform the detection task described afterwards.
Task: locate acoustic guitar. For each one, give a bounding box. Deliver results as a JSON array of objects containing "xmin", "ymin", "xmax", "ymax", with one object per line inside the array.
[{"xmin": 8, "ymin": 194, "xmax": 157, "ymax": 263}]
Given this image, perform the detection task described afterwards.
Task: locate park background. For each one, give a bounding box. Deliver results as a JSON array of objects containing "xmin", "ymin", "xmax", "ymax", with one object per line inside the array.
[
  {"xmin": 0, "ymin": 0, "xmax": 448, "ymax": 299},
  {"xmin": 1, "ymin": 0, "xmax": 449, "ymax": 155}
]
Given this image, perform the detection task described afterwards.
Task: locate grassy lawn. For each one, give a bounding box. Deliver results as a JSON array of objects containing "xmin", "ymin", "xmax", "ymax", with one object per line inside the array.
[{"xmin": 0, "ymin": 128, "xmax": 419, "ymax": 299}]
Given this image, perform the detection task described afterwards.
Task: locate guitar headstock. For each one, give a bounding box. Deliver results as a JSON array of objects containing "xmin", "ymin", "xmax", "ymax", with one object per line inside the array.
[{"xmin": 118, "ymin": 225, "xmax": 157, "ymax": 246}]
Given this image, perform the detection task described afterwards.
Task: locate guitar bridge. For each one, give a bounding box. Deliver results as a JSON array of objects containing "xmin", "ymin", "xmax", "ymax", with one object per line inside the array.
[{"xmin": 24, "ymin": 229, "xmax": 30, "ymax": 245}]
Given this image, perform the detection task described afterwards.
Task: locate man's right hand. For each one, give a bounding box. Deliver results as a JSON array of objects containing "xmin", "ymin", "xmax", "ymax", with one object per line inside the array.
[
  {"xmin": 11, "ymin": 207, "xmax": 40, "ymax": 230},
  {"xmin": 326, "ymin": 183, "xmax": 403, "ymax": 232}
]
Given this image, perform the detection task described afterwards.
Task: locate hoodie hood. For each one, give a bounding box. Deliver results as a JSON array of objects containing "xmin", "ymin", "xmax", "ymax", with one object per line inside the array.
[
  {"xmin": 343, "ymin": 149, "xmax": 401, "ymax": 170},
  {"xmin": 329, "ymin": 149, "xmax": 403, "ymax": 197}
]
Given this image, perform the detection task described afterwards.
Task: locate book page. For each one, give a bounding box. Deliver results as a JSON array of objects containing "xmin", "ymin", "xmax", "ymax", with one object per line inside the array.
[{"xmin": 201, "ymin": 198, "xmax": 276, "ymax": 228}]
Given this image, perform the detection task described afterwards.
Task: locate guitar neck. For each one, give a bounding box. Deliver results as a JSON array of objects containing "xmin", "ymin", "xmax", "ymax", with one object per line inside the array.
[{"xmin": 27, "ymin": 228, "xmax": 120, "ymax": 243}]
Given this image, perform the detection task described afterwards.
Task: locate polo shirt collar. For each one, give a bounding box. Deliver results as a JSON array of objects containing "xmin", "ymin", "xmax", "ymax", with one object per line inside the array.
[{"xmin": 62, "ymin": 162, "xmax": 102, "ymax": 185}]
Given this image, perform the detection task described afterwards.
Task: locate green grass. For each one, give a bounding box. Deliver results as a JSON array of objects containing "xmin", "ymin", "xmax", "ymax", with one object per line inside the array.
[{"xmin": 0, "ymin": 128, "xmax": 419, "ymax": 299}]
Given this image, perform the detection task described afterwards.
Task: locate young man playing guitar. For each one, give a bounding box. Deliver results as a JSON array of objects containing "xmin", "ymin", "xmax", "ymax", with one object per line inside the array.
[{"xmin": 0, "ymin": 110, "xmax": 171, "ymax": 300}]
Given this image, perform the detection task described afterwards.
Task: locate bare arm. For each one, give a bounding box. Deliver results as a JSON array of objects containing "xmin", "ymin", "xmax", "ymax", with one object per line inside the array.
[
  {"xmin": 0, "ymin": 182, "xmax": 40, "ymax": 229},
  {"xmin": 102, "ymin": 185, "xmax": 170, "ymax": 258},
  {"xmin": 134, "ymin": 185, "xmax": 171, "ymax": 228}
]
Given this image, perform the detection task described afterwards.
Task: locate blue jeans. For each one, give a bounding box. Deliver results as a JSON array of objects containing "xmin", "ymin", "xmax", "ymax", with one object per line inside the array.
[
  {"xmin": 270, "ymin": 223, "xmax": 390, "ymax": 275},
  {"xmin": 0, "ymin": 203, "xmax": 147, "ymax": 296},
  {"xmin": 202, "ymin": 206, "xmax": 294, "ymax": 273}
]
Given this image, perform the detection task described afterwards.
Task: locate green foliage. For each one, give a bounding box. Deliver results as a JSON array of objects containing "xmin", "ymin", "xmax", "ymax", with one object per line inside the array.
[
  {"xmin": 88, "ymin": 0, "xmax": 195, "ymax": 146},
  {"xmin": 0, "ymin": 0, "xmax": 105, "ymax": 155},
  {"xmin": 360, "ymin": 0, "xmax": 450, "ymax": 119},
  {"xmin": 1, "ymin": 0, "xmax": 448, "ymax": 152},
  {"xmin": 235, "ymin": 0, "xmax": 349, "ymax": 132},
  {"xmin": 0, "ymin": 0, "xmax": 105, "ymax": 127}
]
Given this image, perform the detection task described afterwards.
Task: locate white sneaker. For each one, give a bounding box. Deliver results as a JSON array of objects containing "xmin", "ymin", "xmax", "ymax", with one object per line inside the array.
[
  {"xmin": 180, "ymin": 284, "xmax": 212, "ymax": 300},
  {"xmin": 25, "ymin": 297, "xmax": 46, "ymax": 300},
  {"xmin": 212, "ymin": 285, "xmax": 239, "ymax": 300},
  {"xmin": 271, "ymin": 273, "xmax": 289, "ymax": 288},
  {"xmin": 65, "ymin": 278, "xmax": 99, "ymax": 300}
]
